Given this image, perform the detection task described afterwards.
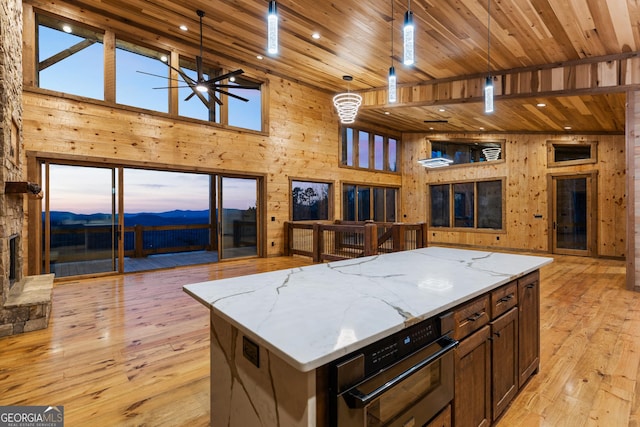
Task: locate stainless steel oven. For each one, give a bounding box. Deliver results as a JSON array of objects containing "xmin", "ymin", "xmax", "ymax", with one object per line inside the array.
[{"xmin": 329, "ymin": 314, "xmax": 457, "ymax": 427}]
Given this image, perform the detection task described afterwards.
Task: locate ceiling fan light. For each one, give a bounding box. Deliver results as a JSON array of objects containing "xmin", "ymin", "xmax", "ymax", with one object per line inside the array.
[
  {"xmin": 196, "ymin": 84, "xmax": 208, "ymax": 93},
  {"xmin": 268, "ymin": 1, "xmax": 278, "ymax": 55},
  {"xmin": 403, "ymin": 10, "xmax": 414, "ymax": 66}
]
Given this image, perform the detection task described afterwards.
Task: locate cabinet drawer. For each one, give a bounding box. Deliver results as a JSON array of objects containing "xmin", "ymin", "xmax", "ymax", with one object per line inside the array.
[
  {"xmin": 453, "ymin": 295, "xmax": 490, "ymax": 340},
  {"xmin": 490, "ymin": 281, "xmax": 518, "ymax": 319}
]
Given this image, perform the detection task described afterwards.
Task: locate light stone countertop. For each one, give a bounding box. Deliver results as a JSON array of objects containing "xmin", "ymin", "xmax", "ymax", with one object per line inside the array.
[{"xmin": 184, "ymin": 247, "xmax": 552, "ymax": 372}]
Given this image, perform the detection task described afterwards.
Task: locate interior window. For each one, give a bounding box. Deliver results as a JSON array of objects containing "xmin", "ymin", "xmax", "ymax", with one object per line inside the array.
[
  {"xmin": 343, "ymin": 185, "xmax": 398, "ymax": 222},
  {"xmin": 430, "ymin": 180, "xmax": 503, "ymax": 230},
  {"xmin": 430, "ymin": 140, "xmax": 503, "ymax": 165},
  {"xmin": 37, "ymin": 14, "xmax": 105, "ymax": 100}
]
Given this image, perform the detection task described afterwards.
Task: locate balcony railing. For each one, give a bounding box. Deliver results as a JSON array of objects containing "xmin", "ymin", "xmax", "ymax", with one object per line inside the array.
[{"xmin": 284, "ymin": 220, "xmax": 428, "ymax": 263}]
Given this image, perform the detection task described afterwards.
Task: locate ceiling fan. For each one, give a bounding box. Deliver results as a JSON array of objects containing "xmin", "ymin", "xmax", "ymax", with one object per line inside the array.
[{"xmin": 141, "ymin": 9, "xmax": 259, "ymax": 107}]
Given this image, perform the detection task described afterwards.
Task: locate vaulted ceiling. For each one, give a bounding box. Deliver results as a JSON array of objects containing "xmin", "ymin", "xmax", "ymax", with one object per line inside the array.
[{"xmin": 40, "ymin": 0, "xmax": 640, "ymax": 133}]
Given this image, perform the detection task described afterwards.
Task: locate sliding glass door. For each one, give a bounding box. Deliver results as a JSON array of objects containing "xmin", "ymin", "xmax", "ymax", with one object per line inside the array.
[
  {"xmin": 218, "ymin": 176, "xmax": 258, "ymax": 260},
  {"xmin": 43, "ymin": 163, "xmax": 119, "ymax": 277}
]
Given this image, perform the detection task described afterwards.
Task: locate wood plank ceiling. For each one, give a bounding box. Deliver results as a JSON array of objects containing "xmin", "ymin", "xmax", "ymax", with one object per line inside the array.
[{"xmin": 42, "ymin": 0, "xmax": 639, "ymax": 133}]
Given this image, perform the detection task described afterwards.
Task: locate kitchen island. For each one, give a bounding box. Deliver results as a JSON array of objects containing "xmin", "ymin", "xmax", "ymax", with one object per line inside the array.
[{"xmin": 184, "ymin": 247, "xmax": 552, "ymax": 426}]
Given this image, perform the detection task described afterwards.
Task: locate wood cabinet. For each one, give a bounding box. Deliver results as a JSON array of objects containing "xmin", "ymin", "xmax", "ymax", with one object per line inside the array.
[
  {"xmin": 518, "ymin": 271, "xmax": 540, "ymax": 387},
  {"xmin": 490, "ymin": 307, "xmax": 518, "ymax": 420},
  {"xmin": 453, "ymin": 273, "xmax": 539, "ymax": 427},
  {"xmin": 427, "ymin": 404, "xmax": 452, "ymax": 427},
  {"xmin": 454, "ymin": 325, "xmax": 491, "ymax": 427}
]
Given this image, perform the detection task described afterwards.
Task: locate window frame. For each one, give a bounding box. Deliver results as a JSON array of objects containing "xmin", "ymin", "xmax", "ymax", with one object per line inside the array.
[
  {"xmin": 33, "ymin": 10, "xmax": 266, "ymax": 133},
  {"xmin": 547, "ymin": 140, "xmax": 598, "ymax": 167},
  {"xmin": 340, "ymin": 127, "xmax": 401, "ymax": 174},
  {"xmin": 428, "ymin": 178, "xmax": 505, "ymax": 232},
  {"xmin": 342, "ymin": 182, "xmax": 398, "ymax": 222},
  {"xmin": 428, "ymin": 138, "xmax": 506, "ymax": 167},
  {"xmin": 289, "ymin": 178, "xmax": 334, "ymax": 222}
]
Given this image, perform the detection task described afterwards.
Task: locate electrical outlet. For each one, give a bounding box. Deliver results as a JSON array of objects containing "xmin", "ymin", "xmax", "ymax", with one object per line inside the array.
[{"xmin": 243, "ymin": 336, "xmax": 260, "ymax": 368}]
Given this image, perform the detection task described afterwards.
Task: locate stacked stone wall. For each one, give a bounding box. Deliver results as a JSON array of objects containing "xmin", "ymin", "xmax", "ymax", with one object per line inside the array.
[{"xmin": 0, "ymin": 0, "xmax": 29, "ymax": 337}]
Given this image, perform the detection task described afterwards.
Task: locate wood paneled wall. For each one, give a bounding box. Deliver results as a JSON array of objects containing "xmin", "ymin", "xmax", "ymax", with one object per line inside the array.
[
  {"xmin": 21, "ymin": 84, "xmax": 402, "ymax": 260},
  {"xmin": 401, "ymin": 132, "xmax": 626, "ymax": 258},
  {"xmin": 628, "ymin": 90, "xmax": 640, "ymax": 290}
]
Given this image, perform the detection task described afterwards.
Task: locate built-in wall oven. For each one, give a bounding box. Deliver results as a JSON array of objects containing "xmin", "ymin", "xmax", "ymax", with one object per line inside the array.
[{"xmin": 329, "ymin": 314, "xmax": 457, "ymax": 427}]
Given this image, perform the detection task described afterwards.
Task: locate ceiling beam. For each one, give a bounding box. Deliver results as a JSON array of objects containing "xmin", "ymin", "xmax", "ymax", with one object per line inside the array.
[{"xmin": 360, "ymin": 52, "xmax": 640, "ymax": 110}]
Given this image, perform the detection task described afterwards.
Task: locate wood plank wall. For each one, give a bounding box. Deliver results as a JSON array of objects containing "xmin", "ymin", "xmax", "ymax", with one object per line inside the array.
[
  {"xmin": 629, "ymin": 90, "xmax": 640, "ymax": 290},
  {"xmin": 21, "ymin": 86, "xmax": 402, "ymax": 264},
  {"xmin": 401, "ymin": 132, "xmax": 626, "ymax": 258}
]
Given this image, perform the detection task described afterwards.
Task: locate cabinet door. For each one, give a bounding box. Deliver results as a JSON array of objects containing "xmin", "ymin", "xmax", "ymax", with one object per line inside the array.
[
  {"xmin": 454, "ymin": 325, "xmax": 491, "ymax": 427},
  {"xmin": 491, "ymin": 307, "xmax": 518, "ymax": 420},
  {"xmin": 426, "ymin": 404, "xmax": 451, "ymax": 427},
  {"xmin": 518, "ymin": 271, "xmax": 540, "ymax": 388}
]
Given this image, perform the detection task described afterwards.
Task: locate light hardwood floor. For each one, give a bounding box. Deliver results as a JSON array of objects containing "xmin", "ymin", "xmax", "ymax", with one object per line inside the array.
[{"xmin": 0, "ymin": 254, "xmax": 636, "ymax": 426}]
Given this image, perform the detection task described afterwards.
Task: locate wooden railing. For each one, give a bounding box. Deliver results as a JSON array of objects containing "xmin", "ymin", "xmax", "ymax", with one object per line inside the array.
[{"xmin": 284, "ymin": 220, "xmax": 428, "ymax": 263}]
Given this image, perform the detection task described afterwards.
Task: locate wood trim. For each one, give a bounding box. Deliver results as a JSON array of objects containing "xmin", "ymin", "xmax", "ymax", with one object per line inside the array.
[
  {"xmin": 104, "ymin": 30, "xmax": 115, "ymax": 103},
  {"xmin": 22, "ymin": 4, "xmax": 36, "ymax": 88},
  {"xmin": 627, "ymin": 90, "xmax": 638, "ymax": 291},
  {"xmin": 546, "ymin": 140, "xmax": 598, "ymax": 168}
]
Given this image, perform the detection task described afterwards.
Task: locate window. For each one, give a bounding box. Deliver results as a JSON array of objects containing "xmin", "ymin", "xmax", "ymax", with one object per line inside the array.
[
  {"xmin": 116, "ymin": 39, "xmax": 169, "ymax": 112},
  {"xmin": 37, "ymin": 14, "xmax": 105, "ymax": 100},
  {"xmin": 343, "ymin": 184, "xmax": 397, "ymax": 222},
  {"xmin": 547, "ymin": 141, "xmax": 597, "ymax": 167},
  {"xmin": 35, "ymin": 12, "xmax": 264, "ymax": 133},
  {"xmin": 430, "ymin": 139, "xmax": 504, "ymax": 165},
  {"xmin": 291, "ymin": 180, "xmax": 331, "ymax": 221},
  {"xmin": 429, "ymin": 179, "xmax": 503, "ymax": 230},
  {"xmin": 341, "ymin": 128, "xmax": 400, "ymax": 173}
]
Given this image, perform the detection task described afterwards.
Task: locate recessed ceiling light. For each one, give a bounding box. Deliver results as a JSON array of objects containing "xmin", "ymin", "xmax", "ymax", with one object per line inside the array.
[
  {"xmin": 179, "ymin": 24, "xmax": 188, "ymax": 31},
  {"xmin": 312, "ymin": 33, "xmax": 321, "ymax": 40},
  {"xmin": 438, "ymin": 108, "xmax": 446, "ymax": 112},
  {"xmin": 62, "ymin": 24, "xmax": 72, "ymax": 33},
  {"xmin": 564, "ymin": 126, "xmax": 572, "ymax": 130},
  {"xmin": 384, "ymin": 111, "xmax": 390, "ymax": 115},
  {"xmin": 160, "ymin": 55, "xmax": 168, "ymax": 62},
  {"xmin": 479, "ymin": 127, "xmax": 485, "ymax": 130},
  {"xmin": 537, "ymin": 102, "xmax": 546, "ymax": 107},
  {"xmin": 429, "ymin": 127, "xmax": 434, "ymax": 130},
  {"xmin": 257, "ymin": 55, "xmax": 264, "ymax": 60}
]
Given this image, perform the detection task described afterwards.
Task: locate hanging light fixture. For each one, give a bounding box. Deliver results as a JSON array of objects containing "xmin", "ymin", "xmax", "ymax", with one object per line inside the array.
[
  {"xmin": 267, "ymin": 1, "xmax": 278, "ymax": 55},
  {"xmin": 388, "ymin": 0, "xmax": 397, "ymax": 103},
  {"xmin": 403, "ymin": 0, "xmax": 414, "ymax": 66},
  {"xmin": 333, "ymin": 75, "xmax": 362, "ymax": 124},
  {"xmin": 484, "ymin": 0, "xmax": 494, "ymax": 113}
]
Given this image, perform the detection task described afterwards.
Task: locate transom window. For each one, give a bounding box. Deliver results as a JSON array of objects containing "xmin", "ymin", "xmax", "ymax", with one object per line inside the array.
[
  {"xmin": 430, "ymin": 179, "xmax": 503, "ymax": 230},
  {"xmin": 547, "ymin": 140, "xmax": 597, "ymax": 167},
  {"xmin": 341, "ymin": 128, "xmax": 399, "ymax": 173},
  {"xmin": 35, "ymin": 13, "xmax": 264, "ymax": 132},
  {"xmin": 37, "ymin": 14, "xmax": 105, "ymax": 100},
  {"xmin": 291, "ymin": 180, "xmax": 332, "ymax": 221},
  {"xmin": 430, "ymin": 139, "xmax": 504, "ymax": 165},
  {"xmin": 343, "ymin": 184, "xmax": 397, "ymax": 222}
]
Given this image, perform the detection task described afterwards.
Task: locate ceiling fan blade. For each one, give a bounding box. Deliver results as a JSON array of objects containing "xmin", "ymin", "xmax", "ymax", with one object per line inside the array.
[
  {"xmin": 136, "ymin": 70, "xmax": 184, "ymax": 82},
  {"xmin": 153, "ymin": 85, "xmax": 193, "ymax": 89},
  {"xmin": 214, "ymin": 88, "xmax": 250, "ymax": 102},
  {"xmin": 205, "ymin": 69, "xmax": 245, "ymax": 84},
  {"xmin": 185, "ymin": 91, "xmax": 197, "ymax": 101},
  {"xmin": 211, "ymin": 83, "xmax": 260, "ymax": 90}
]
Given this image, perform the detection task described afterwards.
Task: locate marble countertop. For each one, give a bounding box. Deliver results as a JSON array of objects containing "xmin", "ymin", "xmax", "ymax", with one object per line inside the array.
[{"xmin": 184, "ymin": 247, "xmax": 552, "ymax": 372}]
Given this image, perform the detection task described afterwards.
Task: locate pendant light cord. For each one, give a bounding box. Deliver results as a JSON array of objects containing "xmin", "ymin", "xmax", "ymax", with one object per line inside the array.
[
  {"xmin": 391, "ymin": 0, "xmax": 394, "ymax": 67},
  {"xmin": 487, "ymin": 0, "xmax": 491, "ymax": 76}
]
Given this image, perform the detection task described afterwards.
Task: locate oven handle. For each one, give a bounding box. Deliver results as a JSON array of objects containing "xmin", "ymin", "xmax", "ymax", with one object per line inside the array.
[{"xmin": 344, "ymin": 336, "xmax": 458, "ymax": 409}]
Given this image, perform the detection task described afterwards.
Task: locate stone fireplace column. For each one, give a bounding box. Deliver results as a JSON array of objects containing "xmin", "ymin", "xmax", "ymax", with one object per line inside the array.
[{"xmin": 0, "ymin": 0, "xmax": 27, "ymax": 336}]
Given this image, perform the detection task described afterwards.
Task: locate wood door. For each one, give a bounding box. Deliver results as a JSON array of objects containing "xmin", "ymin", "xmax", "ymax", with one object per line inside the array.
[
  {"xmin": 454, "ymin": 325, "xmax": 491, "ymax": 427},
  {"xmin": 217, "ymin": 176, "xmax": 259, "ymax": 260},
  {"xmin": 491, "ymin": 307, "xmax": 518, "ymax": 420},
  {"xmin": 550, "ymin": 173, "xmax": 597, "ymax": 256},
  {"xmin": 518, "ymin": 271, "xmax": 541, "ymax": 388}
]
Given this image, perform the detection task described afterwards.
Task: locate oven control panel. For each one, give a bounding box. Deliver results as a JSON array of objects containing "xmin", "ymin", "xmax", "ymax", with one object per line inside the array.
[{"xmin": 364, "ymin": 315, "xmax": 443, "ymax": 375}]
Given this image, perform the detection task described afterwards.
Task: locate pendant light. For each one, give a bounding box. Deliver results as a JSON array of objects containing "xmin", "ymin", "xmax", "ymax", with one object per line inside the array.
[
  {"xmin": 267, "ymin": 1, "xmax": 278, "ymax": 55},
  {"xmin": 403, "ymin": 0, "xmax": 414, "ymax": 66},
  {"xmin": 333, "ymin": 75, "xmax": 362, "ymax": 124},
  {"xmin": 388, "ymin": 0, "xmax": 397, "ymax": 103},
  {"xmin": 484, "ymin": 0, "xmax": 494, "ymax": 113}
]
